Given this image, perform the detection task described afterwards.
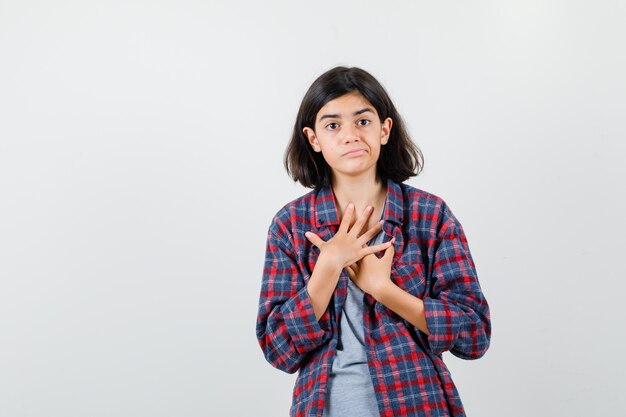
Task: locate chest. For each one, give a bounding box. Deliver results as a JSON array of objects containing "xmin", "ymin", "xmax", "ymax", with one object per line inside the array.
[{"xmin": 301, "ymin": 225, "xmax": 429, "ymax": 316}]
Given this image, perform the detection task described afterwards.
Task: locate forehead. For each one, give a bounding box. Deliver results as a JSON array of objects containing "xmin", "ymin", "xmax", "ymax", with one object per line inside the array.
[{"xmin": 316, "ymin": 92, "xmax": 377, "ymax": 122}]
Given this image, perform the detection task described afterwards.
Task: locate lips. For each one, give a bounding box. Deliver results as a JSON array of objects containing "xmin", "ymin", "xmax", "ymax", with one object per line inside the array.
[{"xmin": 343, "ymin": 148, "xmax": 367, "ymax": 156}]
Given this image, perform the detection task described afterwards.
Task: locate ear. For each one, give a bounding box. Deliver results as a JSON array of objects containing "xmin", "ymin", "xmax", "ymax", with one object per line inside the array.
[
  {"xmin": 380, "ymin": 117, "xmax": 393, "ymax": 145},
  {"xmin": 302, "ymin": 127, "xmax": 322, "ymax": 152}
]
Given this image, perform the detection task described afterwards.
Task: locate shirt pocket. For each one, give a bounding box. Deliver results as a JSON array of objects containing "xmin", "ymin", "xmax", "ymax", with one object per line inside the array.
[{"xmin": 391, "ymin": 260, "xmax": 427, "ymax": 298}]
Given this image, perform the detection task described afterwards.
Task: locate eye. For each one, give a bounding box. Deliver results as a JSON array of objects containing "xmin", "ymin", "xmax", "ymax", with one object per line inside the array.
[
  {"xmin": 326, "ymin": 122, "xmax": 339, "ymax": 130},
  {"xmin": 357, "ymin": 119, "xmax": 371, "ymax": 126}
]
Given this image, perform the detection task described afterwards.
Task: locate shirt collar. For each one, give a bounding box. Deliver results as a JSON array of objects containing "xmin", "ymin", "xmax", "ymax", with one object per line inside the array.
[{"xmin": 314, "ymin": 177, "xmax": 404, "ymax": 228}]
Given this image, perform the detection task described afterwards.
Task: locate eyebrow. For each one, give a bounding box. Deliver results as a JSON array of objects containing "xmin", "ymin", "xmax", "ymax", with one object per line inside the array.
[{"xmin": 318, "ymin": 107, "xmax": 374, "ymax": 122}]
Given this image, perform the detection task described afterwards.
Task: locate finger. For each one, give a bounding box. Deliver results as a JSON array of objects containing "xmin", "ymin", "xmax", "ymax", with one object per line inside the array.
[
  {"xmin": 304, "ymin": 231, "xmax": 324, "ymax": 248},
  {"xmin": 345, "ymin": 265, "xmax": 355, "ymax": 280},
  {"xmin": 360, "ymin": 238, "xmax": 394, "ymax": 257},
  {"xmin": 347, "ymin": 205, "xmax": 374, "ymax": 237},
  {"xmin": 383, "ymin": 240, "xmax": 395, "ymax": 260},
  {"xmin": 337, "ymin": 203, "xmax": 355, "ymax": 234},
  {"xmin": 356, "ymin": 220, "xmax": 384, "ymax": 245}
]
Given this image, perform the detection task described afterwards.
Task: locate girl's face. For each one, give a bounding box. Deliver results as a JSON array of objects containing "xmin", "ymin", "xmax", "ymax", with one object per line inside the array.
[{"xmin": 302, "ymin": 91, "xmax": 392, "ymax": 181}]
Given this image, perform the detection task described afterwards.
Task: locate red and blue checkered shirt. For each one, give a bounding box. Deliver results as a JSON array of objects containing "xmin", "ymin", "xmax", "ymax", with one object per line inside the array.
[{"xmin": 256, "ymin": 178, "xmax": 491, "ymax": 417}]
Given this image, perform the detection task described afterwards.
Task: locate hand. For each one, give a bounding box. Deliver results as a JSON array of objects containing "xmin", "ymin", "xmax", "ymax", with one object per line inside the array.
[
  {"xmin": 346, "ymin": 242, "xmax": 395, "ymax": 299},
  {"xmin": 304, "ymin": 203, "xmax": 393, "ymax": 270}
]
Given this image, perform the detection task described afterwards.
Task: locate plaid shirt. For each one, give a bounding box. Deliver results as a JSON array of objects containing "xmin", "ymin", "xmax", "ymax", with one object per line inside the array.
[{"xmin": 256, "ymin": 178, "xmax": 491, "ymax": 417}]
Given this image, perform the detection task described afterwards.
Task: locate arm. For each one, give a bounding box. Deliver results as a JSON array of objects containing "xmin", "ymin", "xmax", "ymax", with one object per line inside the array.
[
  {"xmin": 419, "ymin": 213, "xmax": 491, "ymax": 359},
  {"xmin": 306, "ymin": 256, "xmax": 343, "ymax": 321},
  {"xmin": 255, "ymin": 228, "xmax": 334, "ymax": 374},
  {"xmin": 375, "ymin": 283, "xmax": 431, "ymax": 336}
]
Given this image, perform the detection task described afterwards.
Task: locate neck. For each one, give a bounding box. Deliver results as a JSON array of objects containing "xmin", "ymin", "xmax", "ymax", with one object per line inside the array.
[{"xmin": 331, "ymin": 170, "xmax": 386, "ymax": 214}]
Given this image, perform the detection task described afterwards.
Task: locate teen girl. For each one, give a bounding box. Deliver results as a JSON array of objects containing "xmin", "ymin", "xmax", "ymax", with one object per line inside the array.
[{"xmin": 256, "ymin": 66, "xmax": 491, "ymax": 417}]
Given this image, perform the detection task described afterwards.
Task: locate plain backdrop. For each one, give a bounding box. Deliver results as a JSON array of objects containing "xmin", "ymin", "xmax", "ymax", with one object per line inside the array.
[{"xmin": 1, "ymin": 1, "xmax": 625, "ymax": 416}]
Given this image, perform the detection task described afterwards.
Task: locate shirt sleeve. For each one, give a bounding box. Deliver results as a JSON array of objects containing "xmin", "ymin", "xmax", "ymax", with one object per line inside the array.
[
  {"xmin": 421, "ymin": 208, "xmax": 491, "ymax": 360},
  {"xmin": 256, "ymin": 226, "xmax": 333, "ymax": 374}
]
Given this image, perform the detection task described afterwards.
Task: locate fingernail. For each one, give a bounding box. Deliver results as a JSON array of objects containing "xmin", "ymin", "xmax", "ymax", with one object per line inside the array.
[{"xmin": 348, "ymin": 203, "xmax": 354, "ymax": 209}]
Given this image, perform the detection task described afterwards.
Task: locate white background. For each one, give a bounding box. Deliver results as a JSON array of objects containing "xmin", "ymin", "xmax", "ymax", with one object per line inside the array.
[{"xmin": 1, "ymin": 1, "xmax": 625, "ymax": 416}]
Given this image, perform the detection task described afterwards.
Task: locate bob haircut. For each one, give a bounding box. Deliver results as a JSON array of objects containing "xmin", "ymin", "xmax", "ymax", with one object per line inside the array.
[{"xmin": 284, "ymin": 66, "xmax": 424, "ymax": 189}]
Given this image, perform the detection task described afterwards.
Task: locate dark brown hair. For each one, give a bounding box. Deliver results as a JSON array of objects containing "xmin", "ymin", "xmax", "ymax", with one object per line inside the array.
[{"xmin": 284, "ymin": 66, "xmax": 424, "ymax": 189}]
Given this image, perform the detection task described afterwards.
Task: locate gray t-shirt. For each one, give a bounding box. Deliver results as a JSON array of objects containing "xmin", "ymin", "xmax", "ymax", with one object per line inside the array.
[{"xmin": 322, "ymin": 202, "xmax": 386, "ymax": 417}]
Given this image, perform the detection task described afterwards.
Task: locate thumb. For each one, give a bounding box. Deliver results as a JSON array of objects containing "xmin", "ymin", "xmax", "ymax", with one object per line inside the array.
[
  {"xmin": 383, "ymin": 239, "xmax": 395, "ymax": 260},
  {"xmin": 304, "ymin": 231, "xmax": 324, "ymax": 248}
]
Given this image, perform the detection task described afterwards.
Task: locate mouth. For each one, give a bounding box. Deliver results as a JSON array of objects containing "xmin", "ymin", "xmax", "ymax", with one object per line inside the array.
[{"xmin": 343, "ymin": 149, "xmax": 367, "ymax": 156}]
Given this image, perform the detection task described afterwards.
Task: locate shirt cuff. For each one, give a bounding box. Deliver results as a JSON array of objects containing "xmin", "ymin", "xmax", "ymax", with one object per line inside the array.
[
  {"xmin": 282, "ymin": 285, "xmax": 332, "ymax": 355},
  {"xmin": 422, "ymin": 297, "xmax": 461, "ymax": 356}
]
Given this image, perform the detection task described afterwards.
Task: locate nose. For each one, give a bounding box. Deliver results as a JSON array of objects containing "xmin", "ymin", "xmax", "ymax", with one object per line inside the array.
[{"xmin": 341, "ymin": 123, "xmax": 360, "ymax": 143}]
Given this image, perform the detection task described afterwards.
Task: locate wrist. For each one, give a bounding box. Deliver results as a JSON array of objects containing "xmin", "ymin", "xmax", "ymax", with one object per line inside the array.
[
  {"xmin": 373, "ymin": 280, "xmax": 396, "ymax": 303},
  {"xmin": 316, "ymin": 252, "xmax": 343, "ymax": 276}
]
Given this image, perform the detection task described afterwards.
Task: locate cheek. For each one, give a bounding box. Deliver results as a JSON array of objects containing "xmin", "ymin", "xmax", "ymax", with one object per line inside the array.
[
  {"xmin": 318, "ymin": 147, "xmax": 337, "ymax": 165},
  {"xmin": 319, "ymin": 142, "xmax": 336, "ymax": 156}
]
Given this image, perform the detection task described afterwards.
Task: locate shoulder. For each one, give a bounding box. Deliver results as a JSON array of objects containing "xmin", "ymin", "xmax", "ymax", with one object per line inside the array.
[
  {"xmin": 397, "ymin": 181, "xmax": 459, "ymax": 232},
  {"xmin": 267, "ymin": 188, "xmax": 317, "ymax": 240},
  {"xmin": 400, "ymin": 182, "xmax": 445, "ymax": 205},
  {"xmin": 399, "ymin": 182, "xmax": 452, "ymax": 216}
]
